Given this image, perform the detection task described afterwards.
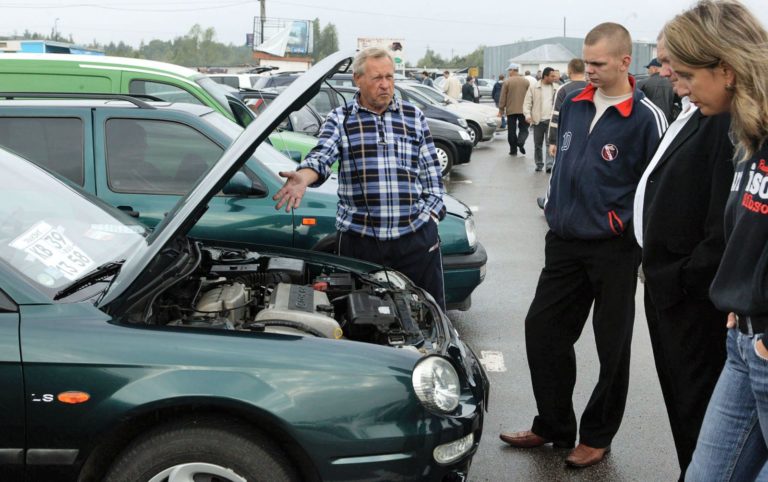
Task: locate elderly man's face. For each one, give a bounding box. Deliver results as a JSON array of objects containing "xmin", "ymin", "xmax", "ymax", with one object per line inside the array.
[{"xmin": 354, "ymin": 56, "xmax": 395, "ymax": 114}]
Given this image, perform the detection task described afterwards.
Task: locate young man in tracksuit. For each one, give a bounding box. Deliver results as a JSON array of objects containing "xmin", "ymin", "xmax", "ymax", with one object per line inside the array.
[{"xmin": 499, "ymin": 22, "xmax": 667, "ymax": 468}]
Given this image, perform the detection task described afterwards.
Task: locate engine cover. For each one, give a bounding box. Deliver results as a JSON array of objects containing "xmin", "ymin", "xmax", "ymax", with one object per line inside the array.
[{"xmin": 255, "ymin": 283, "xmax": 342, "ymax": 338}]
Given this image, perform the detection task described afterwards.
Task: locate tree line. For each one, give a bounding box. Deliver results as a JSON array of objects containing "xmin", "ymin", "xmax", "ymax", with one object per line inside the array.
[{"xmin": 4, "ymin": 19, "xmax": 340, "ymax": 69}]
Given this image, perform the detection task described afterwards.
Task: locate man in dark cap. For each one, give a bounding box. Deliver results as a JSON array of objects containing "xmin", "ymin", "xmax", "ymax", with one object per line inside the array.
[{"xmin": 638, "ymin": 58, "xmax": 678, "ymax": 123}]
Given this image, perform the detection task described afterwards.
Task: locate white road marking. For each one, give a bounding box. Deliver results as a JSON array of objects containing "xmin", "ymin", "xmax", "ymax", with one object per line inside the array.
[
  {"xmin": 452, "ymin": 180, "xmax": 473, "ymax": 184},
  {"xmin": 479, "ymin": 350, "xmax": 506, "ymax": 372}
]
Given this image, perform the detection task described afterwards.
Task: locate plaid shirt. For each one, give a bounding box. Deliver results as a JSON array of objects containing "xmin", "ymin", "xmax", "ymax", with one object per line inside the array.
[{"xmin": 299, "ymin": 93, "xmax": 446, "ymax": 240}]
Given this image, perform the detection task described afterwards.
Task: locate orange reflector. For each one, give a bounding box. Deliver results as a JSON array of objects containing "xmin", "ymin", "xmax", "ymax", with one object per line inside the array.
[
  {"xmin": 57, "ymin": 391, "xmax": 90, "ymax": 404},
  {"xmin": 302, "ymin": 218, "xmax": 317, "ymax": 226}
]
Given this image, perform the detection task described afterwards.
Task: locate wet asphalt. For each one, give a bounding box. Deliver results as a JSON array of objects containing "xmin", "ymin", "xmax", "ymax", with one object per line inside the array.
[{"xmin": 445, "ymin": 130, "xmax": 680, "ymax": 482}]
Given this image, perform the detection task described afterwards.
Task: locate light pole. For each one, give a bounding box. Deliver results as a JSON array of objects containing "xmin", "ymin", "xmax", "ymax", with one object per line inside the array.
[{"xmin": 54, "ymin": 18, "xmax": 60, "ymax": 39}]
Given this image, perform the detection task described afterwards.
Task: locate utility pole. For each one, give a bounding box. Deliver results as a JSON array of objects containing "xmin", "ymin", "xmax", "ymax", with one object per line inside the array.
[
  {"xmin": 54, "ymin": 17, "xmax": 60, "ymax": 40},
  {"xmin": 259, "ymin": 0, "xmax": 266, "ymax": 44},
  {"xmin": 563, "ymin": 17, "xmax": 566, "ymax": 37}
]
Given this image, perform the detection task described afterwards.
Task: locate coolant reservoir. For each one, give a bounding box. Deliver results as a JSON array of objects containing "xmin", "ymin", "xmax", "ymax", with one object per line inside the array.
[{"xmin": 255, "ymin": 283, "xmax": 342, "ymax": 339}]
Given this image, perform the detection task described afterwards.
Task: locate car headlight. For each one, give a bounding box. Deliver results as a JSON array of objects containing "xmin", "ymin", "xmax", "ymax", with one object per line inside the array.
[
  {"xmin": 458, "ymin": 130, "xmax": 471, "ymax": 141},
  {"xmin": 412, "ymin": 356, "xmax": 460, "ymax": 413},
  {"xmin": 457, "ymin": 118, "xmax": 468, "ymax": 128},
  {"xmin": 486, "ymin": 116, "xmax": 498, "ymax": 126},
  {"xmin": 465, "ymin": 217, "xmax": 477, "ymax": 249}
]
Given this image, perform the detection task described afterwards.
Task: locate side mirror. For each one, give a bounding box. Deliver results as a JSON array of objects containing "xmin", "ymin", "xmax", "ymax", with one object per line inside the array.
[
  {"xmin": 221, "ymin": 171, "xmax": 266, "ymax": 196},
  {"xmin": 283, "ymin": 150, "xmax": 304, "ymax": 162}
]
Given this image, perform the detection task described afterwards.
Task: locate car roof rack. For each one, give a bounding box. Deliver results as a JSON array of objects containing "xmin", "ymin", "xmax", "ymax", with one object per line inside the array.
[{"xmin": 0, "ymin": 92, "xmax": 159, "ymax": 109}]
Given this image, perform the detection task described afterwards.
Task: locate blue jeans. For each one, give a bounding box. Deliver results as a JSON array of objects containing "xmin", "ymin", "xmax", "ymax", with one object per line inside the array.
[{"xmin": 686, "ymin": 328, "xmax": 768, "ymax": 481}]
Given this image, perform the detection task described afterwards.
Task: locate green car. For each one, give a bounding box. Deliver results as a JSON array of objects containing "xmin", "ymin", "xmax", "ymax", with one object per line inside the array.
[
  {"xmin": 0, "ymin": 51, "xmax": 488, "ymax": 481},
  {"xmin": 0, "ymin": 92, "xmax": 486, "ymax": 311}
]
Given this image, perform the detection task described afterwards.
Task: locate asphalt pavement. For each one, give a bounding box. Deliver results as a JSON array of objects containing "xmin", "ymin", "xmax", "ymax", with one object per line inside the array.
[{"xmin": 445, "ymin": 130, "xmax": 680, "ymax": 481}]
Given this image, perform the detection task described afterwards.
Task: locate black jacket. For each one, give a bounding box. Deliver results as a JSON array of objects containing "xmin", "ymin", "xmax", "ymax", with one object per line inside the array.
[
  {"xmin": 461, "ymin": 83, "xmax": 474, "ymax": 102},
  {"xmin": 639, "ymin": 74, "xmax": 676, "ymax": 124},
  {"xmin": 641, "ymin": 111, "xmax": 733, "ymax": 310},
  {"xmin": 711, "ymin": 141, "xmax": 768, "ymax": 334}
]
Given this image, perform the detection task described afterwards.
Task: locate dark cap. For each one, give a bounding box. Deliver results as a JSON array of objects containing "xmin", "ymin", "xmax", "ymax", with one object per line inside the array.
[{"xmin": 645, "ymin": 58, "xmax": 662, "ymax": 68}]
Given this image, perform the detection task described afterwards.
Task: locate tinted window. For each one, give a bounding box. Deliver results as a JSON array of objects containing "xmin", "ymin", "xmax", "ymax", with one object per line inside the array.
[
  {"xmin": 211, "ymin": 76, "xmax": 239, "ymax": 89},
  {"xmin": 129, "ymin": 80, "xmax": 203, "ymax": 105},
  {"xmin": 0, "ymin": 117, "xmax": 84, "ymax": 186},
  {"xmin": 309, "ymin": 91, "xmax": 334, "ymax": 116},
  {"xmin": 106, "ymin": 118, "xmax": 223, "ymax": 194}
]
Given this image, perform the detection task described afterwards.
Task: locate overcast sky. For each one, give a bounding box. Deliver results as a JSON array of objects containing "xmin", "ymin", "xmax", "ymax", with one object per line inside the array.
[{"xmin": 2, "ymin": 0, "xmax": 767, "ymax": 61}]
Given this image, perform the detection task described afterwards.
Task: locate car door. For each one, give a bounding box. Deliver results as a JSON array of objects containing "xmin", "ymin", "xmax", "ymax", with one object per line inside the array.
[
  {"xmin": 0, "ymin": 289, "xmax": 23, "ymax": 480},
  {"xmin": 91, "ymin": 111, "xmax": 297, "ymax": 246}
]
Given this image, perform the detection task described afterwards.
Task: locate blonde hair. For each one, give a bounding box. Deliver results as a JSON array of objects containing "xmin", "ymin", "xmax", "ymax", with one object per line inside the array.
[
  {"xmin": 584, "ymin": 22, "xmax": 632, "ymax": 57},
  {"xmin": 351, "ymin": 47, "xmax": 394, "ymax": 76},
  {"xmin": 663, "ymin": 0, "xmax": 768, "ymax": 159}
]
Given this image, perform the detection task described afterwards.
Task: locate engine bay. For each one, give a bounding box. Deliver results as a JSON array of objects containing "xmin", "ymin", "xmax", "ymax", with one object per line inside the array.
[{"xmin": 147, "ymin": 246, "xmax": 442, "ymax": 350}]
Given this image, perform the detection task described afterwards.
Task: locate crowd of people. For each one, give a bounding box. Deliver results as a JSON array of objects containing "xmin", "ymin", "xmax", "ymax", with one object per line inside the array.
[{"xmin": 274, "ymin": 1, "xmax": 768, "ymax": 479}]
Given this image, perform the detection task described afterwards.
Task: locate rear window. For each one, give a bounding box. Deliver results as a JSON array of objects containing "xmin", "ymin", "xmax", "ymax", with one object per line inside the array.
[{"xmin": 0, "ymin": 117, "xmax": 85, "ymax": 186}]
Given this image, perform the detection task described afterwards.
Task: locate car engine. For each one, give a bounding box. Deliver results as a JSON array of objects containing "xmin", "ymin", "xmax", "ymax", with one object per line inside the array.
[{"xmin": 149, "ymin": 246, "xmax": 438, "ymax": 349}]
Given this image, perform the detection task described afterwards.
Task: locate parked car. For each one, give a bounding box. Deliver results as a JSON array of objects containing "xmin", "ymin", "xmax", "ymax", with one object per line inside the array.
[
  {"xmin": 240, "ymin": 88, "xmax": 472, "ymax": 176},
  {"xmin": 0, "ymin": 52, "xmax": 488, "ymax": 481},
  {"xmin": 0, "ymin": 53, "xmax": 258, "ymax": 128},
  {"xmin": 409, "ymin": 82, "xmax": 501, "ymax": 123},
  {"xmin": 251, "ymin": 71, "xmax": 304, "ymax": 90},
  {"xmin": 398, "ymin": 82, "xmax": 497, "ymax": 145},
  {"xmin": 208, "ymin": 73, "xmax": 267, "ymax": 89},
  {"xmin": 475, "ymin": 78, "xmax": 495, "ymax": 98},
  {"xmin": 0, "ymin": 91, "xmax": 485, "ymax": 310}
]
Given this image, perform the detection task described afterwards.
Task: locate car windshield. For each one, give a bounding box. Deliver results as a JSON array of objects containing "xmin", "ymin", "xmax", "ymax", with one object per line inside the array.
[
  {"xmin": 411, "ymin": 84, "xmax": 449, "ymax": 104},
  {"xmin": 0, "ymin": 149, "xmax": 147, "ymax": 295},
  {"xmin": 401, "ymin": 86, "xmax": 438, "ymax": 106}
]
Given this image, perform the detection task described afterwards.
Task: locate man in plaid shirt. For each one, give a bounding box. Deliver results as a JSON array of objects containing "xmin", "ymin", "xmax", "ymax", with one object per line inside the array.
[{"xmin": 273, "ymin": 47, "xmax": 447, "ymax": 309}]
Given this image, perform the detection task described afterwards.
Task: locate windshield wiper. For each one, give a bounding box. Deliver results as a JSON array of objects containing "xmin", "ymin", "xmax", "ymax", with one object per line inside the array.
[{"xmin": 53, "ymin": 260, "xmax": 125, "ymax": 301}]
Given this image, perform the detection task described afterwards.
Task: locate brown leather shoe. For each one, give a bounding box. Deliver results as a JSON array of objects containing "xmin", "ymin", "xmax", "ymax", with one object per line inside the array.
[
  {"xmin": 565, "ymin": 443, "xmax": 611, "ymax": 468},
  {"xmin": 499, "ymin": 430, "xmax": 573, "ymax": 449}
]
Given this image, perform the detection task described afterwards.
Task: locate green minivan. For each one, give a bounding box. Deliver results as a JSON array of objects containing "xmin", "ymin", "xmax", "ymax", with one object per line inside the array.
[{"xmin": 0, "ymin": 53, "xmax": 258, "ymax": 126}]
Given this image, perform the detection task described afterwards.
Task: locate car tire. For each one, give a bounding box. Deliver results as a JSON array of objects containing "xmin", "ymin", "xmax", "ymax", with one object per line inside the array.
[
  {"xmin": 104, "ymin": 416, "xmax": 299, "ymax": 482},
  {"xmin": 433, "ymin": 140, "xmax": 455, "ymax": 177},
  {"xmin": 467, "ymin": 122, "xmax": 482, "ymax": 146}
]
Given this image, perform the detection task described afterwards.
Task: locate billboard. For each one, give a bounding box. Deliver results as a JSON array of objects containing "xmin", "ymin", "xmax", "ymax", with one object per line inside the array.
[
  {"xmin": 253, "ymin": 17, "xmax": 313, "ymax": 57},
  {"xmin": 286, "ymin": 20, "xmax": 311, "ymax": 55},
  {"xmin": 357, "ymin": 38, "xmax": 406, "ymax": 66}
]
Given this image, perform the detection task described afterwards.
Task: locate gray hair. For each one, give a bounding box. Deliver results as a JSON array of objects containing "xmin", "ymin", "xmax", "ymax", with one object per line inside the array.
[{"xmin": 352, "ymin": 47, "xmax": 394, "ymax": 76}]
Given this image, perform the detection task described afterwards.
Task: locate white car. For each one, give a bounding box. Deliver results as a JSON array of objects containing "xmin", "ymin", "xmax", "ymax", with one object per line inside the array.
[
  {"xmin": 404, "ymin": 83, "xmax": 499, "ymax": 144},
  {"xmin": 208, "ymin": 73, "xmax": 265, "ymax": 90}
]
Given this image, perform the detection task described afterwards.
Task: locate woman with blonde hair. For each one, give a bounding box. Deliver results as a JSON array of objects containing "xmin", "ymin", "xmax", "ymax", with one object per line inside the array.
[{"xmin": 662, "ymin": 0, "xmax": 768, "ymax": 479}]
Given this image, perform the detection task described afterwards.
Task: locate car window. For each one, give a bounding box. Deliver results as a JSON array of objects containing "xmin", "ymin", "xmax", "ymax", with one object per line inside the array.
[
  {"xmin": 0, "ymin": 117, "xmax": 85, "ymax": 186},
  {"xmin": 212, "ymin": 76, "xmax": 239, "ymax": 89},
  {"xmin": 309, "ymin": 91, "xmax": 334, "ymax": 117},
  {"xmin": 288, "ymin": 106, "xmax": 320, "ymax": 135},
  {"xmin": 106, "ymin": 118, "xmax": 223, "ymax": 194},
  {"xmin": 129, "ymin": 80, "xmax": 203, "ymax": 105}
]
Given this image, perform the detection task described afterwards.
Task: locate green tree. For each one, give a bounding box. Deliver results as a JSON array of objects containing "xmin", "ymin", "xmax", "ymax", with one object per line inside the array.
[{"xmin": 311, "ymin": 20, "xmax": 338, "ymax": 63}]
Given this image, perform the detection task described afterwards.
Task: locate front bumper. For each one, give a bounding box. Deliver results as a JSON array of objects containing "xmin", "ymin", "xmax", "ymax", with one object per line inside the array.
[
  {"xmin": 453, "ymin": 139, "xmax": 473, "ymax": 165},
  {"xmin": 443, "ymin": 243, "xmax": 487, "ymax": 310}
]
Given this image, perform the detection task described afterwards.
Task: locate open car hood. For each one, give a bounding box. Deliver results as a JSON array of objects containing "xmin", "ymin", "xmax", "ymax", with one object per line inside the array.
[{"xmin": 98, "ymin": 50, "xmax": 354, "ymax": 307}]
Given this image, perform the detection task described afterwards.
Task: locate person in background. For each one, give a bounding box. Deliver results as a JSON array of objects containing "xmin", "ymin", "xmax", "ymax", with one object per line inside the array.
[
  {"xmin": 536, "ymin": 58, "xmax": 587, "ymax": 210},
  {"xmin": 420, "ymin": 70, "xmax": 434, "ymax": 88},
  {"xmin": 498, "ymin": 63, "xmax": 531, "ymax": 157},
  {"xmin": 638, "ymin": 57, "xmax": 677, "ymax": 123},
  {"xmin": 660, "ymin": 1, "xmax": 768, "ymax": 480},
  {"xmin": 273, "ymin": 47, "xmax": 447, "ymax": 310},
  {"xmin": 633, "ymin": 32, "xmax": 733, "ymax": 481},
  {"xmin": 499, "ymin": 22, "xmax": 667, "ymax": 469},
  {"xmin": 462, "ymin": 76, "xmax": 476, "ymax": 102},
  {"xmin": 441, "ymin": 70, "xmax": 461, "ymax": 99},
  {"xmin": 524, "ymin": 66, "xmax": 559, "ymax": 172},
  {"xmin": 492, "ymin": 74, "xmax": 507, "ymax": 129}
]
